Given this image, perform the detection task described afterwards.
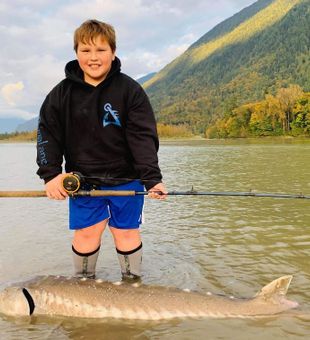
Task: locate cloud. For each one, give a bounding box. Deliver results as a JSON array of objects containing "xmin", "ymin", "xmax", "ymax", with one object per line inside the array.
[
  {"xmin": 121, "ymin": 33, "xmax": 195, "ymax": 78},
  {"xmin": 0, "ymin": 80, "xmax": 36, "ymax": 119},
  {"xmin": 1, "ymin": 81, "xmax": 24, "ymax": 106}
]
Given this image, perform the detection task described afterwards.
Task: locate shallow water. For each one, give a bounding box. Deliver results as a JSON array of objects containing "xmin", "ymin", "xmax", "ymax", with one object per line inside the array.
[{"xmin": 0, "ymin": 140, "xmax": 309, "ymax": 339}]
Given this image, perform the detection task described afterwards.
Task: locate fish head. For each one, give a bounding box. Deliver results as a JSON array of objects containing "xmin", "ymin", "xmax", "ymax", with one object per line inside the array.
[{"xmin": 0, "ymin": 287, "xmax": 30, "ymax": 316}]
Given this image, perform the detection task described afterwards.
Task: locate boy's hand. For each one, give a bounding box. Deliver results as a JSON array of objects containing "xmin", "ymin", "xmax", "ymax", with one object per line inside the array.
[
  {"xmin": 148, "ymin": 183, "xmax": 167, "ymax": 200},
  {"xmin": 45, "ymin": 174, "xmax": 69, "ymax": 200}
]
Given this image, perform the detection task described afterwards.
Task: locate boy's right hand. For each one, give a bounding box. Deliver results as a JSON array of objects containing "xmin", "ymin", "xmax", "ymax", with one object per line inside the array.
[{"xmin": 45, "ymin": 174, "xmax": 69, "ymax": 200}]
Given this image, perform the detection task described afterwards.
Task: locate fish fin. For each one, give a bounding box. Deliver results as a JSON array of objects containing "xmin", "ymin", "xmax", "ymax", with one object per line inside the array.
[
  {"xmin": 254, "ymin": 275, "xmax": 299, "ymax": 309},
  {"xmin": 255, "ymin": 275, "xmax": 293, "ymax": 300}
]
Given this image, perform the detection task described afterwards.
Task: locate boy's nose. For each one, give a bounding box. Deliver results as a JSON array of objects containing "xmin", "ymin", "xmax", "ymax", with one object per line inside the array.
[{"xmin": 90, "ymin": 52, "xmax": 98, "ymax": 60}]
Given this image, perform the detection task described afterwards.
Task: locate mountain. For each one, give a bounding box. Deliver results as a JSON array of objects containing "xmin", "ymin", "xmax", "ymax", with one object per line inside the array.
[
  {"xmin": 136, "ymin": 72, "xmax": 157, "ymax": 85},
  {"xmin": 0, "ymin": 117, "xmax": 38, "ymax": 134},
  {"xmin": 0, "ymin": 118, "xmax": 26, "ymax": 133},
  {"xmin": 16, "ymin": 117, "xmax": 38, "ymax": 132},
  {"xmin": 144, "ymin": 0, "xmax": 310, "ymax": 133}
]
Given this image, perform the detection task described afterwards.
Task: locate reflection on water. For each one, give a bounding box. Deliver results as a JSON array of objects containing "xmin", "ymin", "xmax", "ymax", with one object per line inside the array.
[{"xmin": 0, "ymin": 140, "xmax": 309, "ymax": 339}]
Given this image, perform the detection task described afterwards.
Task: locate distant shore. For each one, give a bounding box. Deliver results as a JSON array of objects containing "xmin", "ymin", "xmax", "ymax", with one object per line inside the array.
[
  {"xmin": 0, "ymin": 130, "xmax": 36, "ymax": 143},
  {"xmin": 1, "ymin": 133, "xmax": 309, "ymax": 145}
]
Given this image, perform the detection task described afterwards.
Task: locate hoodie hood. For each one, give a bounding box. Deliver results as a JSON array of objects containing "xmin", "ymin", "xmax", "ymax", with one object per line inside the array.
[{"xmin": 64, "ymin": 57, "xmax": 122, "ymax": 85}]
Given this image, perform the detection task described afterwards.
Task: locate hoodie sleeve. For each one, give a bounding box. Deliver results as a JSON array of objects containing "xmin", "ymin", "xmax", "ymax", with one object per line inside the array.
[
  {"xmin": 36, "ymin": 85, "xmax": 64, "ymax": 182},
  {"xmin": 125, "ymin": 84, "xmax": 163, "ymax": 190}
]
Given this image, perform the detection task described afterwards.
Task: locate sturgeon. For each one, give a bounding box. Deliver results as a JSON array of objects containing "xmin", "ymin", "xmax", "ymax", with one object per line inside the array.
[{"xmin": 0, "ymin": 275, "xmax": 299, "ymax": 320}]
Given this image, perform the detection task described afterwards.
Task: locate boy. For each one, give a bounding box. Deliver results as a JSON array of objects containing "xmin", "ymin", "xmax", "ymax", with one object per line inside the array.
[{"xmin": 36, "ymin": 19, "xmax": 166, "ymax": 281}]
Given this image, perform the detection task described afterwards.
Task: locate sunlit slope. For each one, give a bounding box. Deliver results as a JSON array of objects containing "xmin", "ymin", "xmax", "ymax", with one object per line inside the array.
[
  {"xmin": 144, "ymin": 0, "xmax": 299, "ymax": 89},
  {"xmin": 191, "ymin": 0, "xmax": 299, "ymax": 63},
  {"xmin": 143, "ymin": 0, "xmax": 308, "ymax": 131},
  {"xmin": 191, "ymin": 0, "xmax": 274, "ymax": 47}
]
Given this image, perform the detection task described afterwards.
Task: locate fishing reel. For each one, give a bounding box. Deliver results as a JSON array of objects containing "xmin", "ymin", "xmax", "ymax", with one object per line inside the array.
[{"xmin": 62, "ymin": 172, "xmax": 83, "ymax": 195}]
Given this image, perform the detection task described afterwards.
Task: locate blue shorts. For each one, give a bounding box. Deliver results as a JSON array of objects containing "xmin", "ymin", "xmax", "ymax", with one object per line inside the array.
[{"xmin": 69, "ymin": 180, "xmax": 144, "ymax": 230}]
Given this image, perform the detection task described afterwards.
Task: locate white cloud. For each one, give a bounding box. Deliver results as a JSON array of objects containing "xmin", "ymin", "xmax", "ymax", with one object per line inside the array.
[
  {"xmin": 0, "ymin": 81, "xmax": 37, "ymax": 119},
  {"xmin": 0, "ymin": 0, "xmax": 255, "ymax": 122},
  {"xmin": 1, "ymin": 82, "xmax": 24, "ymax": 106}
]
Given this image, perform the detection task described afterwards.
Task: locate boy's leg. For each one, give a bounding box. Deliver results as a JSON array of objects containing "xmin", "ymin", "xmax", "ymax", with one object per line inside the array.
[
  {"xmin": 72, "ymin": 219, "xmax": 108, "ymax": 278},
  {"xmin": 110, "ymin": 227, "xmax": 142, "ymax": 281},
  {"xmin": 102, "ymin": 180, "xmax": 144, "ymax": 280},
  {"xmin": 69, "ymin": 194, "xmax": 110, "ymax": 278}
]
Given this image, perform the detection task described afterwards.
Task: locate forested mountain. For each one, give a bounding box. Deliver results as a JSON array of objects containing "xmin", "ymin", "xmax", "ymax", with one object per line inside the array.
[{"xmin": 144, "ymin": 0, "xmax": 310, "ymax": 136}]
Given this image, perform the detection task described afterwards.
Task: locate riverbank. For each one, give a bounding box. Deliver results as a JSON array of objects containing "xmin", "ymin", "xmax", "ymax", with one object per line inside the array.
[
  {"xmin": 1, "ymin": 130, "xmax": 309, "ymax": 145},
  {"xmin": 0, "ymin": 130, "xmax": 36, "ymax": 143},
  {"xmin": 160, "ymin": 135, "xmax": 310, "ymax": 145}
]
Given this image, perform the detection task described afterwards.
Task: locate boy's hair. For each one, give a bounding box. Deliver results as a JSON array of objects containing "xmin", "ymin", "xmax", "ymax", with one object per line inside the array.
[{"xmin": 74, "ymin": 19, "xmax": 116, "ymax": 52}]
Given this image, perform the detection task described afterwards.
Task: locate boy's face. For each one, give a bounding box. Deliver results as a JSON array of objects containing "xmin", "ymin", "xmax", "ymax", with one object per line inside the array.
[{"xmin": 76, "ymin": 36, "xmax": 115, "ymax": 86}]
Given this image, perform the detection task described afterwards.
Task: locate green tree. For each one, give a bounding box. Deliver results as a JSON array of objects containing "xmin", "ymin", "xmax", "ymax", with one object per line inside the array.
[{"xmin": 291, "ymin": 94, "xmax": 310, "ymax": 135}]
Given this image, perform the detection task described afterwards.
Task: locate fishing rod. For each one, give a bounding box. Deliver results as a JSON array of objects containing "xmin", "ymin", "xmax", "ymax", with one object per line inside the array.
[
  {"xmin": 0, "ymin": 173, "xmax": 309, "ymax": 199},
  {"xmin": 0, "ymin": 189, "xmax": 309, "ymax": 199}
]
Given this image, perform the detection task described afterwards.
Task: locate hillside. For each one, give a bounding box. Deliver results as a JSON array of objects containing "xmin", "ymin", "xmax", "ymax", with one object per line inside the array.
[
  {"xmin": 144, "ymin": 0, "xmax": 310, "ymax": 134},
  {"xmin": 16, "ymin": 117, "xmax": 38, "ymax": 132}
]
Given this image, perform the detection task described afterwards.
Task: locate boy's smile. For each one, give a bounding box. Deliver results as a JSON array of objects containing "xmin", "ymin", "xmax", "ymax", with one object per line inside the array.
[{"xmin": 77, "ymin": 37, "xmax": 115, "ymax": 86}]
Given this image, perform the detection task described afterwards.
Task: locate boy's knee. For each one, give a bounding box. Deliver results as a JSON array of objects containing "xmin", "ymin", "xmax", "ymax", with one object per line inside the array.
[
  {"xmin": 111, "ymin": 228, "xmax": 141, "ymax": 251},
  {"xmin": 112, "ymin": 228, "xmax": 140, "ymax": 243},
  {"xmin": 73, "ymin": 228, "xmax": 101, "ymax": 254},
  {"xmin": 74, "ymin": 229, "xmax": 99, "ymax": 246},
  {"xmin": 120, "ymin": 229, "xmax": 139, "ymax": 239}
]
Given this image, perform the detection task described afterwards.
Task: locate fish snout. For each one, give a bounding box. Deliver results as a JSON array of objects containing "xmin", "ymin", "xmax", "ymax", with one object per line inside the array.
[{"xmin": 0, "ymin": 287, "xmax": 31, "ymax": 316}]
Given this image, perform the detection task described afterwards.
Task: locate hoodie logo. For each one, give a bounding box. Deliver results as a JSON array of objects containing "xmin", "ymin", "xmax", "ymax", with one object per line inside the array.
[{"xmin": 103, "ymin": 103, "xmax": 121, "ymax": 127}]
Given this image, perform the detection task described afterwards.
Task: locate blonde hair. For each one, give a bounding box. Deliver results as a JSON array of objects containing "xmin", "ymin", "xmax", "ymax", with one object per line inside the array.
[{"xmin": 74, "ymin": 19, "xmax": 116, "ymax": 52}]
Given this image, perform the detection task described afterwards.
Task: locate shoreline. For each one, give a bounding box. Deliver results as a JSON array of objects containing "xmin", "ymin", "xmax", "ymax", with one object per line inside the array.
[
  {"xmin": 2, "ymin": 135, "xmax": 309, "ymax": 145},
  {"xmin": 160, "ymin": 135, "xmax": 310, "ymax": 144}
]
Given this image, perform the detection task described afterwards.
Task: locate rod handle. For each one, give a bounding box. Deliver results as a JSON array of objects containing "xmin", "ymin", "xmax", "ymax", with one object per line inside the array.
[
  {"xmin": 0, "ymin": 191, "xmax": 47, "ymax": 198},
  {"xmin": 76, "ymin": 190, "xmax": 138, "ymax": 197}
]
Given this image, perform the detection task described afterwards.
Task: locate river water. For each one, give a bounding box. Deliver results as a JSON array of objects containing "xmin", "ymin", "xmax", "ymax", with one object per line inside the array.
[{"xmin": 0, "ymin": 140, "xmax": 309, "ymax": 339}]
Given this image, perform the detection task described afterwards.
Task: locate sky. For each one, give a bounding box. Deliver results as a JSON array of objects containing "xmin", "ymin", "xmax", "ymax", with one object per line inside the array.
[{"xmin": 0, "ymin": 0, "xmax": 256, "ymax": 124}]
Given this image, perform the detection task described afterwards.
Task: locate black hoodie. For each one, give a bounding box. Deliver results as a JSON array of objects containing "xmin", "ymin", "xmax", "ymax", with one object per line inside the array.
[{"xmin": 36, "ymin": 57, "xmax": 162, "ymax": 190}]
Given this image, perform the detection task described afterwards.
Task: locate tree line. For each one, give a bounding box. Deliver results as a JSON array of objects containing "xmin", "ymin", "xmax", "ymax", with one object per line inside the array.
[
  {"xmin": 205, "ymin": 85, "xmax": 310, "ymax": 138},
  {"xmin": 0, "ymin": 130, "xmax": 37, "ymax": 141}
]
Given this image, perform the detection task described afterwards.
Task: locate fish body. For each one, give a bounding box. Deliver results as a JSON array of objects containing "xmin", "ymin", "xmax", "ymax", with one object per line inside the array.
[{"xmin": 0, "ymin": 275, "xmax": 299, "ymax": 320}]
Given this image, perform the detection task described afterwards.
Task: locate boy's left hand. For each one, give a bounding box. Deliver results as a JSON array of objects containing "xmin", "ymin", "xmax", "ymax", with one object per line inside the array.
[{"xmin": 148, "ymin": 183, "xmax": 167, "ymax": 200}]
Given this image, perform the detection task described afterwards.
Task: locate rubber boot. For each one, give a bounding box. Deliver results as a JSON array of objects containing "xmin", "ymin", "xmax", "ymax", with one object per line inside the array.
[
  {"xmin": 116, "ymin": 243, "xmax": 142, "ymax": 282},
  {"xmin": 72, "ymin": 245, "xmax": 100, "ymax": 279}
]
